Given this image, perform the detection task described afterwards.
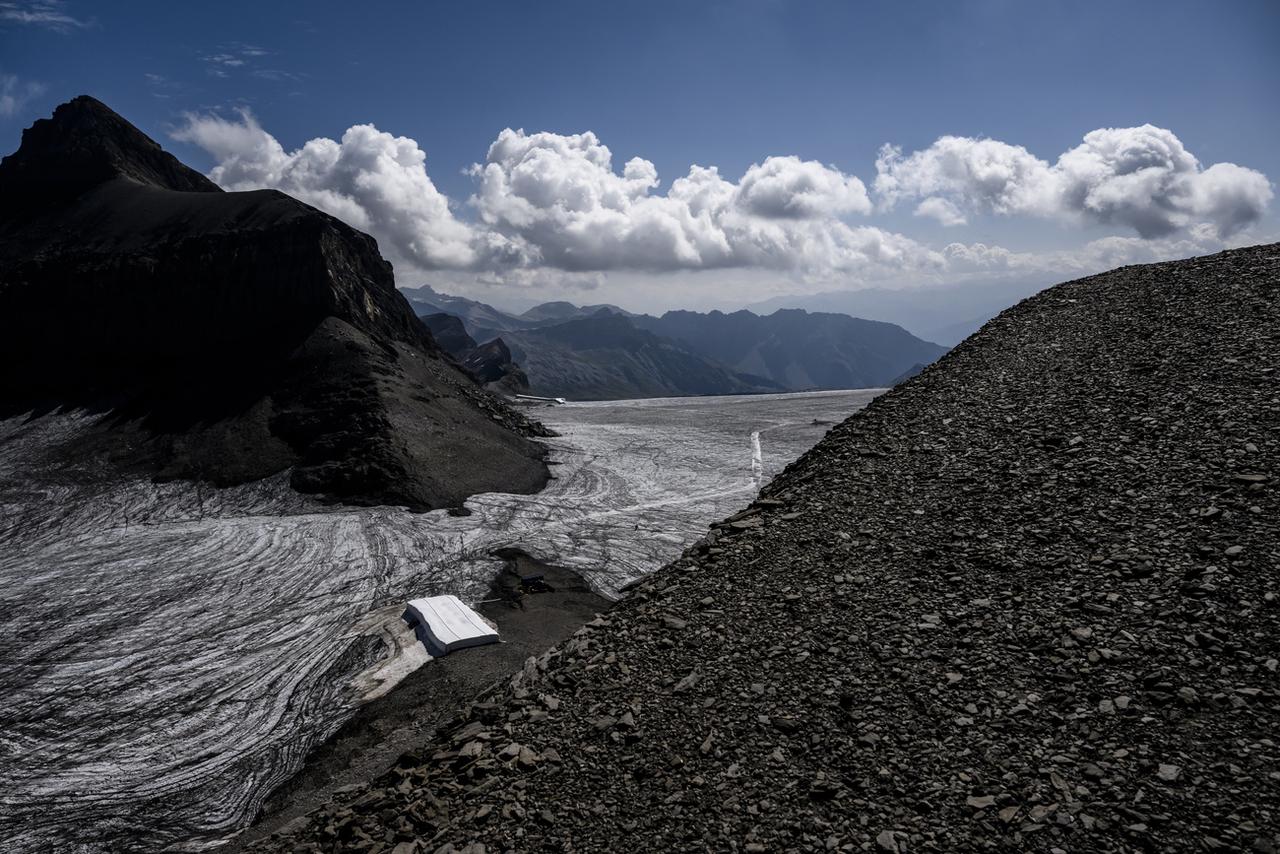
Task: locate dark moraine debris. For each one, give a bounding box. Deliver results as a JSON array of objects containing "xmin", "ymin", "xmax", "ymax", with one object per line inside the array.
[
  {"xmin": 257, "ymin": 244, "xmax": 1279, "ymax": 853},
  {"xmin": 0, "ymin": 96, "xmax": 550, "ymax": 509}
]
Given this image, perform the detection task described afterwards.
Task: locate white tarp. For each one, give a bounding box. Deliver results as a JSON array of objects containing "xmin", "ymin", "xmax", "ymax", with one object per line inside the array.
[{"xmin": 405, "ymin": 595, "xmax": 499, "ymax": 654}]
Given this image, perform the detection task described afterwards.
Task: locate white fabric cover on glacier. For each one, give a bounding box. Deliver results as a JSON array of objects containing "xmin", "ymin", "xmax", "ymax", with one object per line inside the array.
[{"xmin": 405, "ymin": 595, "xmax": 499, "ymax": 654}]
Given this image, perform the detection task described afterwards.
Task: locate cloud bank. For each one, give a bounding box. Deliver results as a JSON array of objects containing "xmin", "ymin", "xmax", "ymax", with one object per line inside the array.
[
  {"xmin": 172, "ymin": 112, "xmax": 1272, "ymax": 285},
  {"xmin": 469, "ymin": 128, "xmax": 900, "ymax": 274},
  {"xmin": 875, "ymin": 125, "xmax": 1273, "ymax": 239},
  {"xmin": 175, "ymin": 113, "xmax": 935, "ymax": 277}
]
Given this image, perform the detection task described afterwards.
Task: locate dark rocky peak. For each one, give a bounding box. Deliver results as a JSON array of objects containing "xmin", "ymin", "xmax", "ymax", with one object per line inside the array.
[
  {"xmin": 462, "ymin": 337, "xmax": 524, "ymax": 387},
  {"xmin": 421, "ymin": 312, "xmax": 478, "ymax": 355},
  {"xmin": 0, "ymin": 96, "xmax": 549, "ymax": 508},
  {"xmin": 0, "ymin": 95, "xmax": 220, "ymax": 211}
]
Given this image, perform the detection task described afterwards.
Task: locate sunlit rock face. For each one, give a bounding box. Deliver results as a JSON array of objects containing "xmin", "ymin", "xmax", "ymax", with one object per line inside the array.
[{"xmin": 0, "ymin": 389, "xmax": 878, "ymax": 852}]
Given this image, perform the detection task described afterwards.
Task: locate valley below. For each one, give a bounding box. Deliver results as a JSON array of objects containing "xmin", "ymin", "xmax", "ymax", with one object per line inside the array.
[{"xmin": 0, "ymin": 389, "xmax": 879, "ymax": 852}]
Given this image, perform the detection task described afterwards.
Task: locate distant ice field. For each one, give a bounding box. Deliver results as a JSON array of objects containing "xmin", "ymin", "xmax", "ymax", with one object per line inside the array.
[{"xmin": 0, "ymin": 388, "xmax": 880, "ymax": 852}]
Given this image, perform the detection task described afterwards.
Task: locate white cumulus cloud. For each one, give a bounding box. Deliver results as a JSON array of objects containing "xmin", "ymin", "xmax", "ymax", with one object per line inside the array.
[
  {"xmin": 734, "ymin": 154, "xmax": 871, "ymax": 219},
  {"xmin": 876, "ymin": 125, "xmax": 1272, "ymax": 239},
  {"xmin": 172, "ymin": 109, "xmax": 479, "ymax": 269},
  {"xmin": 941, "ymin": 222, "xmax": 1261, "ymax": 279},
  {"xmin": 469, "ymin": 127, "xmax": 890, "ymax": 274},
  {"xmin": 914, "ymin": 196, "xmax": 967, "ymax": 226},
  {"xmin": 172, "ymin": 113, "xmax": 1270, "ymax": 287}
]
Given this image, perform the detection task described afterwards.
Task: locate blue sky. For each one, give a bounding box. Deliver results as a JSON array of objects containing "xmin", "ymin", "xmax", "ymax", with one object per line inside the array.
[{"xmin": 2, "ymin": 0, "xmax": 1278, "ymax": 311}]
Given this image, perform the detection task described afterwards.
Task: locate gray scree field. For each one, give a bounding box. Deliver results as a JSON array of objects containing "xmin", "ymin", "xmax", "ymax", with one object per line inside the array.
[{"xmin": 0, "ymin": 389, "xmax": 877, "ymax": 852}]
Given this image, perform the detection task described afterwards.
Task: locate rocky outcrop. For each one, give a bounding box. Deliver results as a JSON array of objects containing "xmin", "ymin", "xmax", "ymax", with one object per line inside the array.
[
  {"xmin": 421, "ymin": 313, "xmax": 479, "ymax": 355},
  {"xmin": 0, "ymin": 96, "xmax": 550, "ymax": 509},
  {"xmin": 421, "ymin": 313, "xmax": 529, "ymax": 394},
  {"xmin": 260, "ymin": 244, "xmax": 1280, "ymax": 852},
  {"xmin": 461, "ymin": 339, "xmax": 528, "ymax": 391}
]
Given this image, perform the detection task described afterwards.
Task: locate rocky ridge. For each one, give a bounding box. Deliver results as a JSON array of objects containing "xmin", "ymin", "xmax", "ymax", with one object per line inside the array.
[
  {"xmin": 0, "ymin": 96, "xmax": 549, "ymax": 509},
  {"xmin": 257, "ymin": 244, "xmax": 1279, "ymax": 852}
]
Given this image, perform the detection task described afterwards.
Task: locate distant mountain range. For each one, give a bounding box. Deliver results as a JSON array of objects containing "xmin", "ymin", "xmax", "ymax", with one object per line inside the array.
[
  {"xmin": 748, "ymin": 277, "xmax": 1055, "ymax": 346},
  {"xmin": 402, "ymin": 285, "xmax": 948, "ymax": 400},
  {"xmin": 633, "ymin": 309, "xmax": 947, "ymax": 391}
]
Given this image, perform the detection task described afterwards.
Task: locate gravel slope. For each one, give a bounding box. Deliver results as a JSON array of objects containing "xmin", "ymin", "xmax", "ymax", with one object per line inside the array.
[{"xmin": 258, "ymin": 244, "xmax": 1279, "ymax": 853}]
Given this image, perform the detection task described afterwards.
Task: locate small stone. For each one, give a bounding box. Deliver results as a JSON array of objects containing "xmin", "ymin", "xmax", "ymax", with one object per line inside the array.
[
  {"xmin": 1157, "ymin": 763, "xmax": 1181, "ymax": 782},
  {"xmin": 876, "ymin": 829, "xmax": 900, "ymax": 853},
  {"xmin": 673, "ymin": 671, "xmax": 701, "ymax": 693},
  {"xmin": 966, "ymin": 795, "xmax": 996, "ymax": 810}
]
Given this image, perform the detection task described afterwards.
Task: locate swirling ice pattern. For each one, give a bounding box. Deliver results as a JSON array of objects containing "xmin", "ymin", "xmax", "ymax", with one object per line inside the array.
[{"xmin": 0, "ymin": 390, "xmax": 879, "ymax": 852}]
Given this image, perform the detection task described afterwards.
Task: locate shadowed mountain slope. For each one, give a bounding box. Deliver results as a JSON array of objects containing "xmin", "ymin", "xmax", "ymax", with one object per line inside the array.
[
  {"xmin": 0, "ymin": 96, "xmax": 548, "ymax": 509},
  {"xmin": 635, "ymin": 308, "xmax": 949, "ymax": 389},
  {"xmin": 267, "ymin": 244, "xmax": 1280, "ymax": 852},
  {"xmin": 498, "ymin": 313, "xmax": 785, "ymax": 399}
]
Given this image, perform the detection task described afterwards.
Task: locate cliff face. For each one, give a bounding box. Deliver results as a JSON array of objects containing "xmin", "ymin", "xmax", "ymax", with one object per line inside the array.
[
  {"xmin": 421, "ymin": 312, "xmax": 479, "ymax": 354},
  {"xmin": 0, "ymin": 96, "xmax": 549, "ymax": 509}
]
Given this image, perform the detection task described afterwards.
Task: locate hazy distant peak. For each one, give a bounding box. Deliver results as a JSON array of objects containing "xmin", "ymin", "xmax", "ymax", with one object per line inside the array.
[
  {"xmin": 521, "ymin": 300, "xmax": 579, "ymax": 320},
  {"xmin": 0, "ymin": 95, "xmax": 221, "ymax": 206}
]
